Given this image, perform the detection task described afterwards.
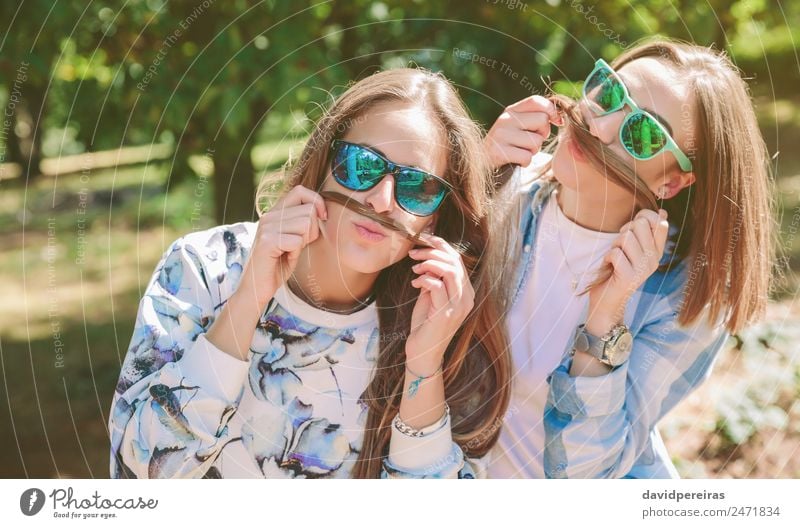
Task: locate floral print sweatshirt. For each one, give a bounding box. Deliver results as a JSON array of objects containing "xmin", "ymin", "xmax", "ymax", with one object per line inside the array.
[{"xmin": 108, "ymin": 222, "xmax": 476, "ymax": 479}]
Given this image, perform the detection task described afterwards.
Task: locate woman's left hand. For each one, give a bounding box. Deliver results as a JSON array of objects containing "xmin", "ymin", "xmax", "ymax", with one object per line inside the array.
[
  {"xmin": 587, "ymin": 209, "xmax": 670, "ymax": 334},
  {"xmin": 405, "ymin": 235, "xmax": 475, "ymax": 375}
]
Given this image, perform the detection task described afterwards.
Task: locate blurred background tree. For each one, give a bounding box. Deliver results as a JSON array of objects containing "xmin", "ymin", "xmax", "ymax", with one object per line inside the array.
[{"xmin": 2, "ymin": 0, "xmax": 797, "ymax": 219}]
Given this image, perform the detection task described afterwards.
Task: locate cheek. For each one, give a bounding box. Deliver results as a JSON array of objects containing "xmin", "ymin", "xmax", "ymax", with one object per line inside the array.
[
  {"xmin": 551, "ymin": 140, "xmax": 585, "ymax": 189},
  {"xmin": 325, "ymin": 205, "xmax": 350, "ymax": 237},
  {"xmin": 631, "ymin": 157, "xmax": 672, "ymax": 190}
]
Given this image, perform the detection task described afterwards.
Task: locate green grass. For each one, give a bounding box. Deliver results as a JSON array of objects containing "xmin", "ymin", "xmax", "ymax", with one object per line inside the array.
[{"xmin": 0, "ymin": 139, "xmax": 297, "ymax": 477}]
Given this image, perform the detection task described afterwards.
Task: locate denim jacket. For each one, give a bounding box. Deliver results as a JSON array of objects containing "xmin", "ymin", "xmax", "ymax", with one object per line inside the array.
[{"xmin": 505, "ymin": 160, "xmax": 729, "ymax": 478}]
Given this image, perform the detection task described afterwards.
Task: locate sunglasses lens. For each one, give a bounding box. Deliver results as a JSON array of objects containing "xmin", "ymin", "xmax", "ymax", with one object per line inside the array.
[
  {"xmin": 396, "ymin": 169, "xmax": 446, "ymax": 216},
  {"xmin": 585, "ymin": 66, "xmax": 625, "ymax": 113},
  {"xmin": 621, "ymin": 113, "xmax": 668, "ymax": 159},
  {"xmin": 331, "ymin": 142, "xmax": 385, "ymax": 191}
]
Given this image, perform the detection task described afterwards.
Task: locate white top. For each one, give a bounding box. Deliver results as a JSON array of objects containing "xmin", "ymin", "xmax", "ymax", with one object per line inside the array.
[
  {"xmin": 108, "ymin": 222, "xmax": 467, "ymax": 478},
  {"xmin": 488, "ymin": 191, "xmax": 619, "ymax": 478}
]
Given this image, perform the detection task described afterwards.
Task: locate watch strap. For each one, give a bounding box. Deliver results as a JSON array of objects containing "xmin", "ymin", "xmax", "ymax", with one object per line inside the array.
[
  {"xmin": 573, "ymin": 323, "xmax": 631, "ymax": 366},
  {"xmin": 574, "ymin": 324, "xmax": 606, "ymax": 362}
]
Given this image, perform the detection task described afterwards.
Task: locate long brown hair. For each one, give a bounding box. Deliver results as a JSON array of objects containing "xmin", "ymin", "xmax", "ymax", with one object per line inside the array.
[
  {"xmin": 256, "ymin": 68, "xmax": 511, "ymax": 478},
  {"xmin": 503, "ymin": 39, "xmax": 775, "ymax": 334}
]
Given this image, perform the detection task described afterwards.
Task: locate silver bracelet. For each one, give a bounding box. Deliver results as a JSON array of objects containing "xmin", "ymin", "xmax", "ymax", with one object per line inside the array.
[{"xmin": 392, "ymin": 403, "xmax": 450, "ymax": 438}]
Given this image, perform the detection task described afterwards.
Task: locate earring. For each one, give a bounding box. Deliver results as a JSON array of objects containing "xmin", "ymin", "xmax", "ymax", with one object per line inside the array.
[{"xmin": 657, "ymin": 186, "xmax": 668, "ymax": 199}]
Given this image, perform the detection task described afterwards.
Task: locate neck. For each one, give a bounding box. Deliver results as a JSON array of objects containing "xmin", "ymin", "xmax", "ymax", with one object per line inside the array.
[
  {"xmin": 290, "ymin": 238, "xmax": 379, "ymax": 313},
  {"xmin": 556, "ymin": 184, "xmax": 636, "ymax": 233}
]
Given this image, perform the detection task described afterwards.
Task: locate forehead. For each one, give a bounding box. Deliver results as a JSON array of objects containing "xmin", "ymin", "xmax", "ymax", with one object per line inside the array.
[
  {"xmin": 616, "ymin": 57, "xmax": 692, "ymax": 132},
  {"xmin": 342, "ymin": 101, "xmax": 448, "ymax": 176}
]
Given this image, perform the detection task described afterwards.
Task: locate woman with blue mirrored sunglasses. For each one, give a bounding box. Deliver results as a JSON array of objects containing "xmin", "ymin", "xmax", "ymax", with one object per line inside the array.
[{"xmin": 111, "ymin": 68, "xmax": 512, "ymax": 481}]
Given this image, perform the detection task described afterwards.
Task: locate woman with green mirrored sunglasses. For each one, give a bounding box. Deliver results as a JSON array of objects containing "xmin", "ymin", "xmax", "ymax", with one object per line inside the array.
[
  {"xmin": 583, "ymin": 58, "xmax": 694, "ymax": 172},
  {"xmin": 483, "ymin": 39, "xmax": 774, "ymax": 480}
]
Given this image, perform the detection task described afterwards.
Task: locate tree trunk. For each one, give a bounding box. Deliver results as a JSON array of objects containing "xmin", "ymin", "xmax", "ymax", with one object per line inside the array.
[
  {"xmin": 15, "ymin": 85, "xmax": 45, "ymax": 182},
  {"xmin": 1, "ymin": 109, "xmax": 23, "ymax": 163},
  {"xmin": 163, "ymin": 143, "xmax": 192, "ymax": 192},
  {"xmin": 211, "ymin": 132, "xmax": 257, "ymax": 225}
]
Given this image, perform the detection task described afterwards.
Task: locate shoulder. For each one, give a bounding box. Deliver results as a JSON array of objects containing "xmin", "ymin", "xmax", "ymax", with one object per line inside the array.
[
  {"xmin": 496, "ymin": 152, "xmax": 556, "ymax": 212},
  {"xmin": 155, "ymin": 221, "xmax": 258, "ymax": 302},
  {"xmin": 178, "ymin": 221, "xmax": 258, "ymax": 259},
  {"xmin": 514, "ymin": 152, "xmax": 552, "ymax": 191},
  {"xmin": 163, "ymin": 221, "xmax": 259, "ymax": 275}
]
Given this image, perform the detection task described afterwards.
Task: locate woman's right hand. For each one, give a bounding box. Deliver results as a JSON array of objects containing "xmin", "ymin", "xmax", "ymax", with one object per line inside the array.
[
  {"xmin": 483, "ymin": 95, "xmax": 563, "ymax": 169},
  {"xmin": 237, "ymin": 185, "xmax": 328, "ymax": 310}
]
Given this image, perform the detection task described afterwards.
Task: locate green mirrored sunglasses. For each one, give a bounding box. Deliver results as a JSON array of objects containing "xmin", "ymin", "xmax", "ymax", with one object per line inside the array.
[{"xmin": 583, "ymin": 58, "xmax": 693, "ymax": 172}]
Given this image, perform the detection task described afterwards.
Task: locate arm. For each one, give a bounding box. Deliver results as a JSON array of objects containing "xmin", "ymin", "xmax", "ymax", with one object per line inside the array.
[
  {"xmin": 380, "ymin": 235, "xmax": 480, "ymax": 479},
  {"xmin": 381, "ymin": 361, "xmax": 469, "ymax": 479},
  {"xmin": 110, "ymin": 186, "xmax": 326, "ymax": 478},
  {"xmin": 109, "ymin": 236, "xmax": 252, "ymax": 478},
  {"xmin": 543, "ymin": 277, "xmax": 729, "ymax": 479}
]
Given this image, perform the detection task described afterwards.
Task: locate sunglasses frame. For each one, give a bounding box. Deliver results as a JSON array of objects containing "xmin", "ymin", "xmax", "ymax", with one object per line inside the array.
[
  {"xmin": 583, "ymin": 58, "xmax": 693, "ymax": 173},
  {"xmin": 329, "ymin": 139, "xmax": 453, "ymax": 217}
]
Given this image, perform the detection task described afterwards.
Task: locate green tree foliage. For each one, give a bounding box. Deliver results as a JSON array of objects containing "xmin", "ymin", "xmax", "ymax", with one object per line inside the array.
[{"xmin": 1, "ymin": 0, "xmax": 796, "ymax": 222}]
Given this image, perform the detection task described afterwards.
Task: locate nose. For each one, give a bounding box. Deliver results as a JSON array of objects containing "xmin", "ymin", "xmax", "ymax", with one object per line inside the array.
[
  {"xmin": 582, "ymin": 101, "xmax": 625, "ymax": 146},
  {"xmin": 364, "ymin": 174, "xmax": 395, "ymax": 214}
]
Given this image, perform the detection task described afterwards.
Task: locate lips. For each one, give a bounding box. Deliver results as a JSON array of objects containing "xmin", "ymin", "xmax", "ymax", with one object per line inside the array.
[{"xmin": 352, "ymin": 218, "xmax": 388, "ymax": 241}]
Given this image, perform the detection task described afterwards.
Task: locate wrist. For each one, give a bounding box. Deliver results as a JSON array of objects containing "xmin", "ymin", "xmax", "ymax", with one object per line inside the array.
[
  {"xmin": 569, "ymin": 350, "xmax": 613, "ymax": 376},
  {"xmin": 404, "ymin": 347, "xmax": 445, "ymax": 377},
  {"xmin": 403, "ymin": 360, "xmax": 443, "ymax": 399},
  {"xmin": 231, "ymin": 281, "xmax": 274, "ymax": 315},
  {"xmin": 484, "ymin": 139, "xmax": 500, "ymax": 170},
  {"xmin": 586, "ymin": 297, "xmax": 627, "ymax": 336},
  {"xmin": 207, "ymin": 288, "xmax": 264, "ymax": 362},
  {"xmin": 584, "ymin": 314, "xmax": 622, "ymax": 337},
  {"xmin": 395, "ymin": 402, "xmax": 450, "ymax": 436}
]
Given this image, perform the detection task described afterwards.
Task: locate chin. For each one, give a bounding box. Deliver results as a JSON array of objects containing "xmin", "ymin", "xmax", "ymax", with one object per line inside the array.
[{"xmin": 337, "ymin": 239, "xmax": 407, "ymax": 274}]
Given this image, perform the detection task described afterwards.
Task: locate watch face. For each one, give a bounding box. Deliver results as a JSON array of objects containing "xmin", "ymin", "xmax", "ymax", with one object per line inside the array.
[{"xmin": 606, "ymin": 331, "xmax": 633, "ymax": 366}]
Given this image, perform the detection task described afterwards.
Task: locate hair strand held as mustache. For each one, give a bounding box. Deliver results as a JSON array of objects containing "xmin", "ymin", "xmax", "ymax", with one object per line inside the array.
[
  {"xmin": 550, "ymin": 94, "xmax": 664, "ymax": 296},
  {"xmin": 319, "ymin": 190, "xmax": 471, "ymax": 255}
]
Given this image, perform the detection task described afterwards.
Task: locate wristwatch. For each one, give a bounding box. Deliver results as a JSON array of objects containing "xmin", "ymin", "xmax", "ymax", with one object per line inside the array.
[{"xmin": 572, "ymin": 323, "xmax": 633, "ymax": 367}]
